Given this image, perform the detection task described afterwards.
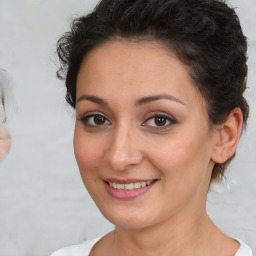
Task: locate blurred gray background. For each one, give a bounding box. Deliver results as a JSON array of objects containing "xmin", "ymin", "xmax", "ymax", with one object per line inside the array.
[{"xmin": 0, "ymin": 0, "xmax": 255, "ymax": 255}]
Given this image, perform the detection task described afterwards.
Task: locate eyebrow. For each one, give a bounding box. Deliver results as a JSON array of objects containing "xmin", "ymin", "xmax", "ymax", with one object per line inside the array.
[
  {"xmin": 135, "ymin": 94, "xmax": 185, "ymax": 106},
  {"xmin": 76, "ymin": 95, "xmax": 108, "ymax": 106},
  {"xmin": 76, "ymin": 93, "xmax": 185, "ymax": 106}
]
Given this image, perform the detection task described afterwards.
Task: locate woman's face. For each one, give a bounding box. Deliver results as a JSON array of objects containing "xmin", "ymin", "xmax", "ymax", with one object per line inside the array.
[{"xmin": 74, "ymin": 40, "xmax": 217, "ymax": 229}]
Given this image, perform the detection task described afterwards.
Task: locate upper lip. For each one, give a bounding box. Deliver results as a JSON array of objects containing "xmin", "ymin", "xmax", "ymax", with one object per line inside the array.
[{"xmin": 103, "ymin": 178, "xmax": 157, "ymax": 184}]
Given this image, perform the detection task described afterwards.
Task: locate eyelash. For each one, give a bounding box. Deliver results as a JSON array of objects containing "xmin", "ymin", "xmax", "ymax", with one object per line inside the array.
[
  {"xmin": 142, "ymin": 114, "xmax": 176, "ymax": 129},
  {"xmin": 78, "ymin": 112, "xmax": 111, "ymax": 127},
  {"xmin": 78, "ymin": 112, "xmax": 176, "ymax": 129}
]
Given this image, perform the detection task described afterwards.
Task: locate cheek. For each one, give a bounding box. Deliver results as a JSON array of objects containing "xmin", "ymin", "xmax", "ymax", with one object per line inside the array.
[
  {"xmin": 73, "ymin": 126, "xmax": 104, "ymax": 175},
  {"xmin": 146, "ymin": 131, "xmax": 212, "ymax": 178},
  {"xmin": 145, "ymin": 133, "xmax": 213, "ymax": 211}
]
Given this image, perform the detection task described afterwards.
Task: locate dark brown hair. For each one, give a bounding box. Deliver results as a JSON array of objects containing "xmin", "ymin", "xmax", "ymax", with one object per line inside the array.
[{"xmin": 56, "ymin": 0, "xmax": 249, "ymax": 180}]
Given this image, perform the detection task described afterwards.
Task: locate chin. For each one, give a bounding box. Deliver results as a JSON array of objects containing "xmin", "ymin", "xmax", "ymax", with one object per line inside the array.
[{"xmin": 99, "ymin": 205, "xmax": 158, "ymax": 230}]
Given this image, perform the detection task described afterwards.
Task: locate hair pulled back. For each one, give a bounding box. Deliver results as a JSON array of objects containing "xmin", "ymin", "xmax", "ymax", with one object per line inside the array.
[{"xmin": 56, "ymin": 0, "xmax": 249, "ymax": 180}]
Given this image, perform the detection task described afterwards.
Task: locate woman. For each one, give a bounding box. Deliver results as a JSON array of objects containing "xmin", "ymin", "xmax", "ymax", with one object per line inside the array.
[{"xmin": 52, "ymin": 0, "xmax": 252, "ymax": 255}]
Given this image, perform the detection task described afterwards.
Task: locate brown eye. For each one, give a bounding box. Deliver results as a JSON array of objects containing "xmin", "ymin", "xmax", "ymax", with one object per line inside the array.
[
  {"xmin": 94, "ymin": 115, "xmax": 106, "ymax": 125},
  {"xmin": 154, "ymin": 116, "xmax": 167, "ymax": 126},
  {"xmin": 142, "ymin": 114, "xmax": 176, "ymax": 128},
  {"xmin": 79, "ymin": 113, "xmax": 111, "ymax": 126}
]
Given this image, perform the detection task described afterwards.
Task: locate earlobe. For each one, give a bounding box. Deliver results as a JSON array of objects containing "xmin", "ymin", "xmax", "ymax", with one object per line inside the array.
[{"xmin": 211, "ymin": 108, "xmax": 243, "ymax": 164}]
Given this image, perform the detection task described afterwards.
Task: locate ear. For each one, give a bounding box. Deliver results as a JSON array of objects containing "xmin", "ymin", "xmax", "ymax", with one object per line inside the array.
[{"xmin": 211, "ymin": 108, "xmax": 243, "ymax": 164}]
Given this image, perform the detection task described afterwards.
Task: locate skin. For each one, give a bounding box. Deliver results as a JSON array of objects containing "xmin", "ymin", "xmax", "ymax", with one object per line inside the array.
[
  {"xmin": 74, "ymin": 40, "xmax": 242, "ymax": 256},
  {"xmin": 0, "ymin": 126, "xmax": 11, "ymax": 161},
  {"xmin": 0, "ymin": 100, "xmax": 10, "ymax": 161}
]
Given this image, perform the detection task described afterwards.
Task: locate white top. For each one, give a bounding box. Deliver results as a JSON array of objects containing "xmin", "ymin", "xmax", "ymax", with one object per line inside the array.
[{"xmin": 50, "ymin": 236, "xmax": 253, "ymax": 256}]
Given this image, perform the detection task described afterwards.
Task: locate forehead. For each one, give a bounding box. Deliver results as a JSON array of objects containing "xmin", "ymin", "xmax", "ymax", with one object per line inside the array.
[{"xmin": 77, "ymin": 39, "xmax": 206, "ymax": 110}]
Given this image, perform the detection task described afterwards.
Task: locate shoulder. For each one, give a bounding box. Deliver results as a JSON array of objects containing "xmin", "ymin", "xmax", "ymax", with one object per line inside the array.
[
  {"xmin": 50, "ymin": 236, "xmax": 103, "ymax": 256},
  {"xmin": 235, "ymin": 239, "xmax": 253, "ymax": 256}
]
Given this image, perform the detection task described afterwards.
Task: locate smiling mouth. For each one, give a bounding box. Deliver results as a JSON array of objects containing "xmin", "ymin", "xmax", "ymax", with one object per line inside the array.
[
  {"xmin": 104, "ymin": 179, "xmax": 158, "ymax": 200},
  {"xmin": 106, "ymin": 180, "xmax": 156, "ymax": 190}
]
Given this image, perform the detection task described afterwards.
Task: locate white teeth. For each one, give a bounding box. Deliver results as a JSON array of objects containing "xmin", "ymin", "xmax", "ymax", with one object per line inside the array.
[
  {"xmin": 108, "ymin": 181, "xmax": 153, "ymax": 190},
  {"xmin": 134, "ymin": 182, "xmax": 141, "ymax": 189},
  {"xmin": 124, "ymin": 183, "xmax": 134, "ymax": 190},
  {"xmin": 116, "ymin": 184, "xmax": 125, "ymax": 189}
]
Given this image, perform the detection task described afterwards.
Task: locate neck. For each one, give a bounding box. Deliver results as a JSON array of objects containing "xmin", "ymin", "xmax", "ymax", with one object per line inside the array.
[{"xmin": 111, "ymin": 206, "xmax": 217, "ymax": 256}]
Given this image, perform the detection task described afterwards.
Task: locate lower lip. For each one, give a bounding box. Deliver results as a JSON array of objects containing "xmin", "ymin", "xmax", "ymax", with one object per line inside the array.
[{"xmin": 104, "ymin": 181, "xmax": 157, "ymax": 200}]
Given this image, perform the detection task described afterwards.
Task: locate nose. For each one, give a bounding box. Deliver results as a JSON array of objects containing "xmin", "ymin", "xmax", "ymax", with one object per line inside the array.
[{"xmin": 107, "ymin": 124, "xmax": 144, "ymax": 172}]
